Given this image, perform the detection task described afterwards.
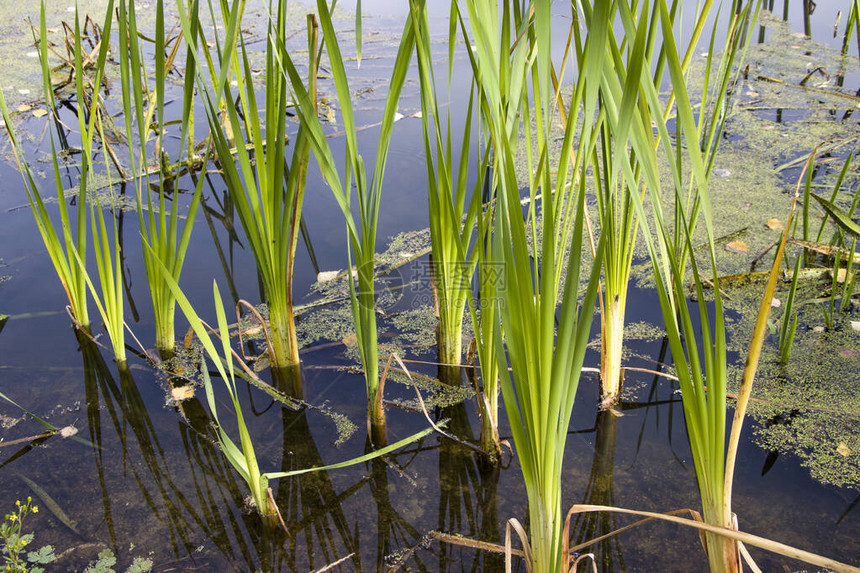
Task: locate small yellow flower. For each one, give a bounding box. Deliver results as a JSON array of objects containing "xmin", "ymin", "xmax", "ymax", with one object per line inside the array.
[
  {"xmin": 32, "ymin": 506, "xmax": 38, "ymax": 513},
  {"xmin": 9, "ymin": 514, "xmax": 17, "ymax": 522}
]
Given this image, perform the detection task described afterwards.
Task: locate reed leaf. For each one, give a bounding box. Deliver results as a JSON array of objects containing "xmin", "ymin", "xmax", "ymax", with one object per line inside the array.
[
  {"xmin": 279, "ymin": 0, "xmax": 417, "ymax": 437},
  {"xmin": 456, "ymin": 1, "xmax": 608, "ymax": 569},
  {"xmin": 115, "ymin": 0, "xmax": 205, "ymax": 357},
  {"xmin": 410, "ymin": 0, "xmax": 487, "ymax": 377}
]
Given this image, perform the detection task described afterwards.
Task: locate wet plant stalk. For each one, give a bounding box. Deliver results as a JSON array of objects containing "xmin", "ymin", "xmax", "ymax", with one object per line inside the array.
[{"xmin": 279, "ymin": 0, "xmax": 417, "ymax": 439}]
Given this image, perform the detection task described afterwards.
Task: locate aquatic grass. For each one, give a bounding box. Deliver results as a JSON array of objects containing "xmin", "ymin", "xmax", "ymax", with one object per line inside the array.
[
  {"xmin": 54, "ymin": 6, "xmax": 131, "ymax": 366},
  {"xmin": 563, "ymin": 0, "xmax": 759, "ymax": 406},
  {"xmin": 115, "ymin": 0, "xmax": 205, "ymax": 357},
  {"xmin": 0, "ymin": 0, "xmax": 115, "ymax": 331},
  {"xmin": 410, "ymin": 1, "xmax": 501, "ymax": 454},
  {"xmin": 609, "ymin": 6, "xmax": 819, "ymax": 569},
  {"xmin": 172, "ymin": 0, "xmax": 321, "ymax": 379},
  {"xmin": 410, "ymin": 2, "xmax": 488, "ymax": 382},
  {"xmin": 279, "ymin": 0, "xmax": 417, "ymax": 439},
  {"xmin": 0, "ymin": 87, "xmax": 89, "ymax": 329},
  {"xmin": 455, "ymin": 0, "xmax": 608, "ymax": 569},
  {"xmin": 156, "ymin": 268, "xmax": 436, "ymax": 525}
]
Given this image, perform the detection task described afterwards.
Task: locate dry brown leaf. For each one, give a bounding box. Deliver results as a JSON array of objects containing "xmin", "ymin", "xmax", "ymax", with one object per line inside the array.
[
  {"xmin": 342, "ymin": 334, "xmax": 358, "ymax": 347},
  {"xmin": 725, "ymin": 240, "xmax": 749, "ymax": 253},
  {"xmin": 32, "ymin": 109, "xmax": 48, "ymax": 118},
  {"xmin": 17, "ymin": 104, "xmax": 31, "ymax": 112},
  {"xmin": 171, "ymin": 385, "xmax": 195, "ymax": 401},
  {"xmin": 765, "ymin": 218, "xmax": 783, "ymax": 230}
]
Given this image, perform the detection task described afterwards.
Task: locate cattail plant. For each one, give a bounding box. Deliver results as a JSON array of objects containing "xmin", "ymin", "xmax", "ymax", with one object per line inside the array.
[
  {"xmin": 172, "ymin": 0, "xmax": 321, "ymax": 386},
  {"xmin": 279, "ymin": 0, "xmax": 417, "ymax": 441},
  {"xmin": 0, "ymin": 1, "xmax": 116, "ymax": 332},
  {"xmin": 115, "ymin": 0, "xmax": 205, "ymax": 358},
  {"xmin": 411, "ymin": 5, "xmax": 488, "ymax": 385},
  {"xmin": 455, "ymin": 0, "xmax": 607, "ymax": 569},
  {"xmin": 586, "ymin": 0, "xmax": 758, "ymax": 406}
]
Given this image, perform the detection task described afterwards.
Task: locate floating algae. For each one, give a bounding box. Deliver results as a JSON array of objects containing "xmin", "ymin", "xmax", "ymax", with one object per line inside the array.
[{"xmin": 725, "ymin": 274, "xmax": 860, "ymax": 489}]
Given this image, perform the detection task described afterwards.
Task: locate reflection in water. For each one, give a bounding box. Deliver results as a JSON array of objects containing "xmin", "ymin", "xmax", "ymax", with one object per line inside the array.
[
  {"xmin": 275, "ymin": 406, "xmax": 362, "ymax": 571},
  {"xmin": 77, "ymin": 331, "xmax": 293, "ymax": 570},
  {"xmin": 571, "ymin": 409, "xmax": 625, "ymax": 573},
  {"xmin": 368, "ymin": 450, "xmax": 428, "ymax": 572},
  {"xmin": 79, "ymin": 331, "xmax": 206, "ymax": 560},
  {"xmin": 201, "ymin": 180, "xmax": 243, "ymax": 306},
  {"xmin": 437, "ymin": 400, "xmax": 502, "ymax": 572}
]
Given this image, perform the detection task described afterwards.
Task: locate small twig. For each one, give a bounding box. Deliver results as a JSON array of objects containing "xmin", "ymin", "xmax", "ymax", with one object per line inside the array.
[
  {"xmin": 391, "ymin": 353, "xmax": 485, "ymax": 456},
  {"xmin": 309, "ymin": 553, "xmax": 355, "ymax": 573},
  {"xmin": 235, "ymin": 299, "xmax": 274, "ymax": 363},
  {"xmin": 749, "ymin": 240, "xmax": 779, "ymax": 272},
  {"xmin": 622, "ymin": 366, "xmax": 680, "ymax": 382},
  {"xmin": 0, "ymin": 431, "xmax": 56, "ymax": 448},
  {"xmin": 267, "ymin": 487, "xmax": 290, "ymax": 536}
]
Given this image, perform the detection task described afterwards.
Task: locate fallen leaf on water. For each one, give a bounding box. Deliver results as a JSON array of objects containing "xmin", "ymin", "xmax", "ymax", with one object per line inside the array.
[
  {"xmin": 17, "ymin": 104, "xmax": 31, "ymax": 112},
  {"xmin": 831, "ymin": 268, "xmax": 853, "ymax": 284},
  {"xmin": 32, "ymin": 109, "xmax": 48, "ymax": 118},
  {"xmin": 725, "ymin": 240, "xmax": 749, "ymax": 253},
  {"xmin": 317, "ymin": 270, "xmax": 341, "ymax": 282},
  {"xmin": 839, "ymin": 348, "xmax": 860, "ymax": 359},
  {"xmin": 765, "ymin": 218, "xmax": 783, "ymax": 230},
  {"xmin": 59, "ymin": 426, "xmax": 78, "ymax": 438},
  {"xmin": 171, "ymin": 386, "xmax": 195, "ymax": 401},
  {"xmin": 837, "ymin": 442, "xmax": 851, "ymax": 457},
  {"xmin": 240, "ymin": 325, "xmax": 262, "ymax": 337},
  {"xmin": 342, "ymin": 334, "xmax": 357, "ymax": 347}
]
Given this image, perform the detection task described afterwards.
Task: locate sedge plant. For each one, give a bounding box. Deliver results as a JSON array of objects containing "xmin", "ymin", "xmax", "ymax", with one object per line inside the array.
[
  {"xmin": 583, "ymin": 0, "xmax": 759, "ymax": 406},
  {"xmin": 114, "ymin": 0, "xmax": 206, "ymax": 358},
  {"xmin": 410, "ymin": 0, "xmax": 500, "ymax": 456},
  {"xmin": 3, "ymin": 2, "xmax": 132, "ymax": 364},
  {"xmin": 592, "ymin": 0, "xmax": 808, "ymax": 569},
  {"xmin": 455, "ymin": 0, "xmax": 608, "ymax": 570},
  {"xmin": 0, "ymin": 0, "xmax": 116, "ymax": 332},
  {"xmin": 173, "ymin": 0, "xmax": 321, "ymax": 385},
  {"xmin": 278, "ymin": 0, "xmax": 417, "ymax": 440},
  {"xmin": 67, "ymin": 7, "xmax": 129, "ymax": 366},
  {"xmin": 411, "ymin": 3, "xmax": 489, "ymax": 384}
]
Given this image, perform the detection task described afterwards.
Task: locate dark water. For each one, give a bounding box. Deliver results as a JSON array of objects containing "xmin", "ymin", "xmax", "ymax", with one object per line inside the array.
[{"xmin": 0, "ymin": 2, "xmax": 858, "ymax": 572}]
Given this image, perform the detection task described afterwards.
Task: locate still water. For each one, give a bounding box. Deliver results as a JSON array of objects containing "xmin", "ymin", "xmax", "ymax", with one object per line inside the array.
[{"xmin": 0, "ymin": 1, "xmax": 858, "ymax": 571}]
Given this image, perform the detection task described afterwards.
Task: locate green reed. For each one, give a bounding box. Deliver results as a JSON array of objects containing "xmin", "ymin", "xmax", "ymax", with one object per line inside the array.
[
  {"xmin": 411, "ymin": 3, "xmax": 488, "ymax": 382},
  {"xmin": 0, "ymin": 1, "xmax": 116, "ymax": 332},
  {"xmin": 115, "ymin": 0, "xmax": 205, "ymax": 357},
  {"xmin": 455, "ymin": 0, "xmax": 608, "ymax": 569},
  {"xmin": 606, "ymin": 0, "xmax": 793, "ymax": 568},
  {"xmin": 172, "ymin": 0, "xmax": 320, "ymax": 379},
  {"xmin": 279, "ymin": 0, "xmax": 416, "ymax": 439},
  {"xmin": 588, "ymin": 0, "xmax": 757, "ymax": 406}
]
